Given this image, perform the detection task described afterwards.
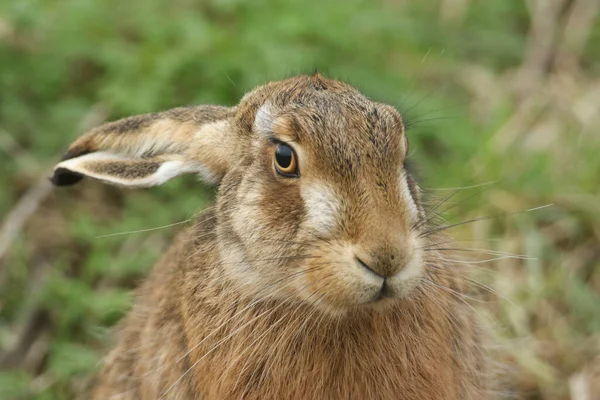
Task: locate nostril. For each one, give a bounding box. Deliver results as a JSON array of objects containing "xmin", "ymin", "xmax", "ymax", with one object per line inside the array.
[
  {"xmin": 356, "ymin": 257, "xmax": 371, "ymax": 270},
  {"xmin": 390, "ymin": 254, "xmax": 395, "ymax": 260},
  {"xmin": 356, "ymin": 257, "xmax": 384, "ymax": 278}
]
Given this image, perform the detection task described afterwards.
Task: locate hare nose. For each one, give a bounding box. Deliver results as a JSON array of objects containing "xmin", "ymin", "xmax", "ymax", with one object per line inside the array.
[
  {"xmin": 355, "ymin": 245, "xmax": 410, "ymax": 278},
  {"xmin": 356, "ymin": 257, "xmax": 384, "ymax": 278}
]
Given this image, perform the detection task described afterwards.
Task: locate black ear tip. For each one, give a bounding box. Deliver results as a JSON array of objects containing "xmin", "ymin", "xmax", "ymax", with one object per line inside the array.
[{"xmin": 51, "ymin": 168, "xmax": 84, "ymax": 186}]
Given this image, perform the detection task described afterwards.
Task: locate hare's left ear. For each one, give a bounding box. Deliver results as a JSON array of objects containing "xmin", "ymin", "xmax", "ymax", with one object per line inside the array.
[{"xmin": 51, "ymin": 105, "xmax": 238, "ymax": 188}]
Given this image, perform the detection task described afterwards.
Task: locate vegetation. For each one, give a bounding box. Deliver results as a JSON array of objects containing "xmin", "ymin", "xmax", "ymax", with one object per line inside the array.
[{"xmin": 1, "ymin": 0, "xmax": 599, "ymax": 398}]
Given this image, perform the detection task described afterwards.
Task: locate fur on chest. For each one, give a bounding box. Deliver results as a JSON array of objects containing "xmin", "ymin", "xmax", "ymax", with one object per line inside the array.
[{"xmin": 181, "ymin": 298, "xmax": 474, "ymax": 400}]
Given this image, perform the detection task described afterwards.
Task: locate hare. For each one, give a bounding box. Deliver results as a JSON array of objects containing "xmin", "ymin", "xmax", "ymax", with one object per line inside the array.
[{"xmin": 52, "ymin": 74, "xmax": 491, "ymax": 399}]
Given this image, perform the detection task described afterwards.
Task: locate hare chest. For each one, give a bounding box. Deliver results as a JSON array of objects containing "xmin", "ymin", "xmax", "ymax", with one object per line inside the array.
[{"xmin": 180, "ymin": 298, "xmax": 475, "ymax": 400}]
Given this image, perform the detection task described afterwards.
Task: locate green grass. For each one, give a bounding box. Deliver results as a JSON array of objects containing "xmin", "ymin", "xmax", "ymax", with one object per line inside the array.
[{"xmin": 1, "ymin": 0, "xmax": 599, "ymax": 398}]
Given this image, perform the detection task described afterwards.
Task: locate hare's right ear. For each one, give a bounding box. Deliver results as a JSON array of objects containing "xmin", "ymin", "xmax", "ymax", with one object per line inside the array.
[{"xmin": 51, "ymin": 106, "xmax": 239, "ymax": 188}]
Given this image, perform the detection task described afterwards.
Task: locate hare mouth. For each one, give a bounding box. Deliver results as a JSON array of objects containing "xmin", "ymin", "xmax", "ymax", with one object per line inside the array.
[
  {"xmin": 354, "ymin": 251, "xmax": 424, "ymax": 303},
  {"xmin": 369, "ymin": 280, "xmax": 393, "ymax": 303},
  {"xmin": 361, "ymin": 278, "xmax": 420, "ymax": 307}
]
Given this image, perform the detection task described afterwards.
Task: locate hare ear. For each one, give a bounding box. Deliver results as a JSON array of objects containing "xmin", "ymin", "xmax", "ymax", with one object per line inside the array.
[{"xmin": 51, "ymin": 106, "xmax": 237, "ymax": 188}]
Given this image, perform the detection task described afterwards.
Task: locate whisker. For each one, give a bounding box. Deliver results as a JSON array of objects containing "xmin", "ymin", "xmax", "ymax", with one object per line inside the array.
[
  {"xmin": 427, "ymin": 261, "xmax": 501, "ymax": 276},
  {"xmin": 422, "ymin": 181, "xmax": 497, "ymax": 191},
  {"xmin": 253, "ymin": 238, "xmax": 316, "ymax": 246},
  {"xmin": 421, "ymin": 277, "xmax": 485, "ymax": 303},
  {"xmin": 429, "ymin": 184, "xmax": 497, "ymax": 226},
  {"xmin": 412, "ymin": 179, "xmax": 478, "ymax": 232},
  {"xmin": 94, "ymin": 219, "xmax": 194, "ymax": 238},
  {"xmin": 404, "ymin": 116, "xmax": 461, "ymax": 128},
  {"xmin": 416, "ymin": 280, "xmax": 489, "ymax": 331},
  {"xmin": 429, "ymin": 255, "xmax": 529, "ymax": 265},
  {"xmin": 421, "ymin": 237, "xmax": 508, "ymax": 250},
  {"xmin": 427, "ymin": 265, "xmax": 521, "ymax": 310},
  {"xmin": 397, "ymin": 70, "xmax": 423, "ymax": 111},
  {"xmin": 423, "ymin": 247, "xmax": 534, "ymax": 260},
  {"xmin": 402, "ymin": 88, "xmax": 438, "ymax": 117},
  {"xmin": 464, "ymin": 276, "xmax": 520, "ymax": 309},
  {"xmin": 419, "ymin": 204, "xmax": 554, "ymax": 238},
  {"xmin": 404, "ymin": 101, "xmax": 468, "ymax": 124},
  {"xmin": 413, "ymin": 183, "xmax": 495, "ymax": 233},
  {"xmin": 218, "ymin": 254, "xmax": 322, "ymax": 267}
]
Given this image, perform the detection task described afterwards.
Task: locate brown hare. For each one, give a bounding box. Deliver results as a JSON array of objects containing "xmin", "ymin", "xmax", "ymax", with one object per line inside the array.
[{"xmin": 52, "ymin": 74, "xmax": 491, "ymax": 399}]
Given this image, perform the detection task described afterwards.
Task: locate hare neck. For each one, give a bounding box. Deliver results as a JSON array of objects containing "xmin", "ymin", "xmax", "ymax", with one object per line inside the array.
[{"xmin": 180, "ymin": 266, "xmax": 482, "ymax": 399}]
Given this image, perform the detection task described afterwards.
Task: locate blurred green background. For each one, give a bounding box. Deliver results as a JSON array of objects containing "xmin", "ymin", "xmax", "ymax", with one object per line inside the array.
[{"xmin": 0, "ymin": 0, "xmax": 599, "ymax": 398}]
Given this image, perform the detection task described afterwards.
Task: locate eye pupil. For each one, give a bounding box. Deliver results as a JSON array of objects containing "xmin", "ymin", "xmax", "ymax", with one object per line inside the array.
[{"xmin": 275, "ymin": 145, "xmax": 293, "ymax": 168}]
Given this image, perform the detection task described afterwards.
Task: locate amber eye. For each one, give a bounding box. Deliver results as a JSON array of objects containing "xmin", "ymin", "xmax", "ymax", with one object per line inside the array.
[{"xmin": 274, "ymin": 143, "xmax": 299, "ymax": 177}]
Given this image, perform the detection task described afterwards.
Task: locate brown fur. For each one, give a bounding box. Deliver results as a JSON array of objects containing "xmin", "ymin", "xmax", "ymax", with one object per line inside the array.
[{"xmin": 54, "ymin": 74, "xmax": 493, "ymax": 399}]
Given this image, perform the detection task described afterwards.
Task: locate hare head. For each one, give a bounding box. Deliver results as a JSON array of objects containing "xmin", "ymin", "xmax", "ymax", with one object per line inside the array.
[{"xmin": 52, "ymin": 74, "xmax": 426, "ymax": 315}]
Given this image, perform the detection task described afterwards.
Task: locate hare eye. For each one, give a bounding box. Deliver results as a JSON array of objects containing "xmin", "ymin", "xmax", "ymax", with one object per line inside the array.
[{"xmin": 274, "ymin": 143, "xmax": 299, "ymax": 177}]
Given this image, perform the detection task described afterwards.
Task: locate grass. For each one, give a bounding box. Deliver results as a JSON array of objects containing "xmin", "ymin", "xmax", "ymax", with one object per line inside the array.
[{"xmin": 0, "ymin": 0, "xmax": 599, "ymax": 398}]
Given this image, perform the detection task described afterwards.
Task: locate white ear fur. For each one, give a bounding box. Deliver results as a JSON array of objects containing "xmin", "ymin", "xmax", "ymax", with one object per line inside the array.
[
  {"xmin": 51, "ymin": 106, "xmax": 235, "ymax": 187},
  {"xmin": 53, "ymin": 152, "xmax": 212, "ymax": 188}
]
